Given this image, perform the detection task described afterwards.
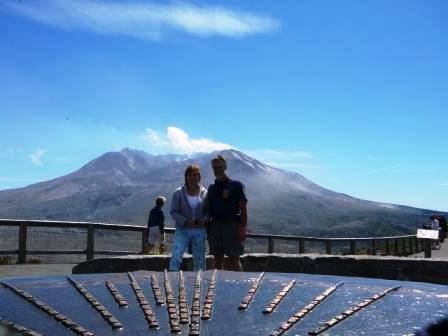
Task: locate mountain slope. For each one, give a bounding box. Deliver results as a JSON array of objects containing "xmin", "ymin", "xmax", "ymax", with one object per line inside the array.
[{"xmin": 0, "ymin": 148, "xmax": 438, "ymax": 237}]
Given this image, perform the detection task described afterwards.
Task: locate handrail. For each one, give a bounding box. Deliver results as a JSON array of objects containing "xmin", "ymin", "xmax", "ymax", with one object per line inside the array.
[{"xmin": 0, "ymin": 219, "xmax": 424, "ymax": 263}]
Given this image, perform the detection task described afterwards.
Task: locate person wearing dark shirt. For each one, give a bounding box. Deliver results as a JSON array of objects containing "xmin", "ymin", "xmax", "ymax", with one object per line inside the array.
[
  {"xmin": 145, "ymin": 195, "xmax": 166, "ymax": 254},
  {"xmin": 206, "ymin": 155, "xmax": 248, "ymax": 271}
]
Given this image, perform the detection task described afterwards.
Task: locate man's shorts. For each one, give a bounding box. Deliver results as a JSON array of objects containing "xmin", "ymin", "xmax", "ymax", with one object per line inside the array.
[
  {"xmin": 147, "ymin": 227, "xmax": 163, "ymax": 245},
  {"xmin": 208, "ymin": 219, "xmax": 244, "ymax": 257}
]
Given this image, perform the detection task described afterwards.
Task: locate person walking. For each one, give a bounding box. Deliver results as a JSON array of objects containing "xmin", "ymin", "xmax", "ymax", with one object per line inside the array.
[
  {"xmin": 430, "ymin": 214, "xmax": 441, "ymax": 250},
  {"xmin": 169, "ymin": 165, "xmax": 208, "ymax": 271},
  {"xmin": 145, "ymin": 196, "xmax": 166, "ymax": 254},
  {"xmin": 206, "ymin": 155, "xmax": 248, "ymax": 271}
]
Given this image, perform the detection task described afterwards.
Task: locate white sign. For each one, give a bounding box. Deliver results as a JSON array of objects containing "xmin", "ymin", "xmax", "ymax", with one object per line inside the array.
[{"xmin": 417, "ymin": 229, "xmax": 439, "ymax": 239}]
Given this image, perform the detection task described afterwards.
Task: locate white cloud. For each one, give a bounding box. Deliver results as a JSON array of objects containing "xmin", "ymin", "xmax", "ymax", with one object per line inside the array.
[
  {"xmin": 144, "ymin": 126, "xmax": 233, "ymax": 154},
  {"xmin": 3, "ymin": 0, "xmax": 280, "ymax": 40},
  {"xmin": 29, "ymin": 149, "xmax": 46, "ymax": 166},
  {"xmin": 144, "ymin": 128, "xmax": 169, "ymax": 147}
]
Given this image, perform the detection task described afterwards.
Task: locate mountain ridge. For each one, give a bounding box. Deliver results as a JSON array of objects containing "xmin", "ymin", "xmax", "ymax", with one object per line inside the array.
[{"xmin": 0, "ymin": 148, "xmax": 438, "ymax": 237}]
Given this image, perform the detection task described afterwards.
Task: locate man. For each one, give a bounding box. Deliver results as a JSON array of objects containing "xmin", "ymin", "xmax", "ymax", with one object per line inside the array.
[
  {"xmin": 430, "ymin": 214, "xmax": 441, "ymax": 250},
  {"xmin": 206, "ymin": 155, "xmax": 248, "ymax": 271},
  {"xmin": 145, "ymin": 196, "xmax": 166, "ymax": 254}
]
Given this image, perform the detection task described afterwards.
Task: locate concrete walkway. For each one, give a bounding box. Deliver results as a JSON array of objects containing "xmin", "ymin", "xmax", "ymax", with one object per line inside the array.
[
  {"xmin": 410, "ymin": 239, "xmax": 448, "ymax": 259},
  {"xmin": 0, "ymin": 264, "xmax": 75, "ymax": 278}
]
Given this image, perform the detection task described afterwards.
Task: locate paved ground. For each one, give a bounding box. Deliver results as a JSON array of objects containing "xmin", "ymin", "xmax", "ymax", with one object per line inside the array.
[
  {"xmin": 410, "ymin": 238, "xmax": 448, "ymax": 259},
  {"xmin": 0, "ymin": 264, "xmax": 75, "ymax": 278}
]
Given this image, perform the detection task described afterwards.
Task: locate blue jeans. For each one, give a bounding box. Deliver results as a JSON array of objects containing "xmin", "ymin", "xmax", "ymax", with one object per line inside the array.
[{"xmin": 169, "ymin": 227, "xmax": 206, "ymax": 271}]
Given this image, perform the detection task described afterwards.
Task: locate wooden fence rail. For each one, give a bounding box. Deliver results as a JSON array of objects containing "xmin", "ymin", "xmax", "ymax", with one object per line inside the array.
[{"xmin": 0, "ymin": 219, "xmax": 423, "ymax": 264}]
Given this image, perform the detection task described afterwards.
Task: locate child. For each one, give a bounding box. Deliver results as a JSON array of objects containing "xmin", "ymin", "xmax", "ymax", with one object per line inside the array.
[{"xmin": 144, "ymin": 196, "xmax": 166, "ymax": 254}]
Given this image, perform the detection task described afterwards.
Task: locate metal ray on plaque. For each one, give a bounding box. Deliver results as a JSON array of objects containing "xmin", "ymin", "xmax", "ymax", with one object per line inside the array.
[
  {"xmin": 105, "ymin": 280, "xmax": 128, "ymax": 308},
  {"xmin": 0, "ymin": 316, "xmax": 42, "ymax": 336},
  {"xmin": 270, "ymin": 282, "xmax": 344, "ymax": 336},
  {"xmin": 178, "ymin": 271, "xmax": 190, "ymax": 324},
  {"xmin": 238, "ymin": 272, "xmax": 265, "ymax": 310},
  {"xmin": 201, "ymin": 269, "xmax": 217, "ymax": 320},
  {"xmin": 127, "ymin": 272, "xmax": 159, "ymax": 329},
  {"xmin": 151, "ymin": 271, "xmax": 165, "ymax": 305},
  {"xmin": 1, "ymin": 281, "xmax": 94, "ymax": 336},
  {"xmin": 308, "ymin": 285, "xmax": 401, "ymax": 335},
  {"xmin": 67, "ymin": 276, "xmax": 122, "ymax": 329},
  {"xmin": 263, "ymin": 279, "xmax": 296, "ymax": 314},
  {"xmin": 189, "ymin": 270, "xmax": 202, "ymax": 336},
  {"xmin": 164, "ymin": 269, "xmax": 181, "ymax": 332}
]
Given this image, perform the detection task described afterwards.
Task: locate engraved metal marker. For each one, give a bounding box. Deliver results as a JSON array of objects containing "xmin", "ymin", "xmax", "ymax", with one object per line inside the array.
[
  {"xmin": 263, "ymin": 280, "xmax": 296, "ymax": 314},
  {"xmin": 105, "ymin": 280, "xmax": 128, "ymax": 308},
  {"xmin": 0, "ymin": 316, "xmax": 42, "ymax": 336},
  {"xmin": 151, "ymin": 272, "xmax": 165, "ymax": 305},
  {"xmin": 308, "ymin": 285, "xmax": 401, "ymax": 335},
  {"xmin": 238, "ymin": 272, "xmax": 265, "ymax": 310},
  {"xmin": 127, "ymin": 272, "xmax": 159, "ymax": 329},
  {"xmin": 163, "ymin": 270, "xmax": 181, "ymax": 333},
  {"xmin": 67, "ymin": 276, "xmax": 122, "ymax": 329},
  {"xmin": 189, "ymin": 270, "xmax": 202, "ymax": 336},
  {"xmin": 270, "ymin": 282, "xmax": 344, "ymax": 336},
  {"xmin": 201, "ymin": 269, "xmax": 217, "ymax": 320},
  {"xmin": 178, "ymin": 271, "xmax": 190, "ymax": 324},
  {"xmin": 1, "ymin": 281, "xmax": 94, "ymax": 336}
]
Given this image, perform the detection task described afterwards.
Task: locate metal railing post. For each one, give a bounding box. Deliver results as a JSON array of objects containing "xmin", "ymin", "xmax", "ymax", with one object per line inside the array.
[
  {"xmin": 326, "ymin": 240, "xmax": 331, "ymax": 254},
  {"xmin": 18, "ymin": 222, "xmax": 28, "ymax": 264},
  {"xmin": 424, "ymin": 239, "xmax": 432, "ymax": 258},
  {"xmin": 394, "ymin": 238, "xmax": 399, "ymax": 255},
  {"xmin": 385, "ymin": 239, "xmax": 390, "ymax": 255},
  {"xmin": 87, "ymin": 224, "xmax": 95, "ymax": 261},
  {"xmin": 401, "ymin": 237, "xmax": 406, "ymax": 255},
  {"xmin": 268, "ymin": 236, "xmax": 274, "ymax": 254},
  {"xmin": 350, "ymin": 240, "xmax": 356, "ymax": 255},
  {"xmin": 142, "ymin": 228, "xmax": 148, "ymax": 253},
  {"xmin": 299, "ymin": 238, "xmax": 305, "ymax": 254},
  {"xmin": 371, "ymin": 239, "xmax": 376, "ymax": 255}
]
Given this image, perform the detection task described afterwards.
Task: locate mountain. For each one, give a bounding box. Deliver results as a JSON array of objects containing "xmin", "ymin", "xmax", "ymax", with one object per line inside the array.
[{"xmin": 0, "ymin": 148, "xmax": 439, "ymax": 237}]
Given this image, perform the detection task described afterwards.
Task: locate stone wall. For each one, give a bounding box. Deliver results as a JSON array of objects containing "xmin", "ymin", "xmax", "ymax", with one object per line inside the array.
[{"xmin": 72, "ymin": 253, "xmax": 448, "ymax": 285}]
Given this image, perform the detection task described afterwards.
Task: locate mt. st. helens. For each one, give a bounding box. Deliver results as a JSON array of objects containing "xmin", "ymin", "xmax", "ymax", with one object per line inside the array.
[{"xmin": 0, "ymin": 148, "xmax": 435, "ymax": 237}]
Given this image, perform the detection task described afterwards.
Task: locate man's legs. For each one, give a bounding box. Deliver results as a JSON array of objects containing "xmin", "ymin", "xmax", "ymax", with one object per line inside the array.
[
  {"xmin": 228, "ymin": 257, "xmax": 243, "ymax": 272},
  {"xmin": 212, "ymin": 255, "xmax": 225, "ymax": 269}
]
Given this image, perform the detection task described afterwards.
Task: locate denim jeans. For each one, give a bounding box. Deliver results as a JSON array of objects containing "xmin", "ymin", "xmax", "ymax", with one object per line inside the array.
[{"xmin": 169, "ymin": 227, "xmax": 206, "ymax": 271}]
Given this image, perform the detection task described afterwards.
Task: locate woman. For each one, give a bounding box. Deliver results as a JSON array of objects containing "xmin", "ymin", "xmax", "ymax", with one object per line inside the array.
[{"xmin": 169, "ymin": 165, "xmax": 208, "ymax": 271}]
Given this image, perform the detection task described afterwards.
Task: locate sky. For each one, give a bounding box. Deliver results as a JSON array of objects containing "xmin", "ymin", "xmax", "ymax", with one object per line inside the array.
[{"xmin": 1, "ymin": 0, "xmax": 447, "ymax": 211}]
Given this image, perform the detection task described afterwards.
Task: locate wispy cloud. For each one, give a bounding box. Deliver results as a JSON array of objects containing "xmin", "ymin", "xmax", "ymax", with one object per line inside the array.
[
  {"xmin": 143, "ymin": 126, "xmax": 233, "ymax": 154},
  {"xmin": 356, "ymin": 165, "xmax": 400, "ymax": 176},
  {"xmin": 29, "ymin": 149, "xmax": 46, "ymax": 166},
  {"xmin": 441, "ymin": 182, "xmax": 448, "ymax": 186},
  {"xmin": 3, "ymin": 0, "xmax": 280, "ymax": 40}
]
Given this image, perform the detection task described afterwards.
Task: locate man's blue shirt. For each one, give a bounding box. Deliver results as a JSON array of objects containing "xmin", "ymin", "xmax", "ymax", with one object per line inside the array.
[{"xmin": 207, "ymin": 178, "xmax": 247, "ymax": 220}]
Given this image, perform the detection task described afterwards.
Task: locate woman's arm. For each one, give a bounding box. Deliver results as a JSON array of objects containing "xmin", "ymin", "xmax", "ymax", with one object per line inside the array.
[{"xmin": 170, "ymin": 189, "xmax": 187, "ymax": 226}]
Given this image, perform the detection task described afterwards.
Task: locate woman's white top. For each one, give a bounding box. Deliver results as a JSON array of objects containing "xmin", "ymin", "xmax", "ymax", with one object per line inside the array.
[{"xmin": 186, "ymin": 194, "xmax": 200, "ymax": 210}]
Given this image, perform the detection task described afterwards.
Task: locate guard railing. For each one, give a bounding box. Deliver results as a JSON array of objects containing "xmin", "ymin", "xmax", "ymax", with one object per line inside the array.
[{"xmin": 0, "ymin": 219, "xmax": 423, "ymax": 263}]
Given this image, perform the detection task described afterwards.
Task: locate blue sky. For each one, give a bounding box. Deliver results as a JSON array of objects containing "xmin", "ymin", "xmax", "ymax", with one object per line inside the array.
[{"xmin": 1, "ymin": 0, "xmax": 447, "ymax": 211}]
